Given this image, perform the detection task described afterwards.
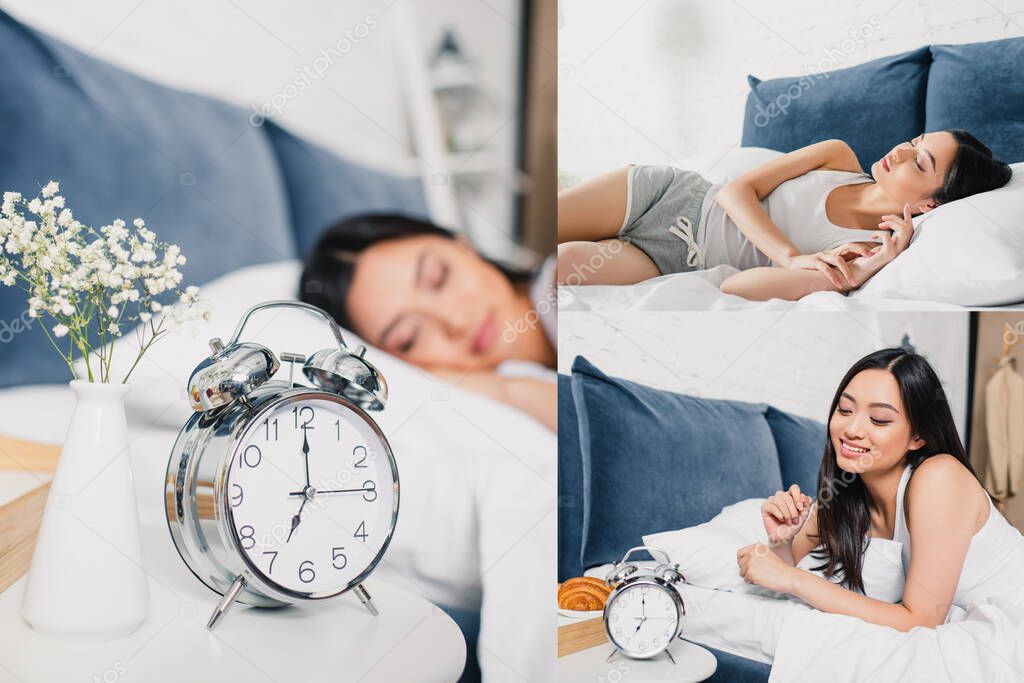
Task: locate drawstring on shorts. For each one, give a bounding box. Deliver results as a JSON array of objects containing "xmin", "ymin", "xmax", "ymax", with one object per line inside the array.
[{"xmin": 668, "ymin": 216, "xmax": 705, "ymax": 269}]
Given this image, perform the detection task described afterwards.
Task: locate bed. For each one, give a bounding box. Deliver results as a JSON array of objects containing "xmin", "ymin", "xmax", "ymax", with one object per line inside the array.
[
  {"xmin": 0, "ymin": 12, "xmax": 553, "ymax": 683},
  {"xmin": 560, "ymin": 356, "xmax": 1024, "ymax": 681},
  {"xmin": 562, "ymin": 38, "xmax": 1024, "ymax": 312}
]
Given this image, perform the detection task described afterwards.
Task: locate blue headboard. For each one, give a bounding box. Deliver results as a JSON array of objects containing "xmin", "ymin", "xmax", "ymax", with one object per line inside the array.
[
  {"xmin": 742, "ymin": 37, "xmax": 1024, "ymax": 169},
  {"xmin": 0, "ymin": 10, "xmax": 426, "ymax": 388}
]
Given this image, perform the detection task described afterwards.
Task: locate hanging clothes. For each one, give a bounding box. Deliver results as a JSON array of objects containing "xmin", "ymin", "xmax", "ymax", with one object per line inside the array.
[{"xmin": 985, "ymin": 356, "xmax": 1024, "ymax": 500}]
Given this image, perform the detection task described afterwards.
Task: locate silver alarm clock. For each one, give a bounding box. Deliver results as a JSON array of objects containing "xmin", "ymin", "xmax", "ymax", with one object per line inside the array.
[
  {"xmin": 603, "ymin": 546, "xmax": 686, "ymax": 663},
  {"xmin": 165, "ymin": 300, "xmax": 399, "ymax": 629}
]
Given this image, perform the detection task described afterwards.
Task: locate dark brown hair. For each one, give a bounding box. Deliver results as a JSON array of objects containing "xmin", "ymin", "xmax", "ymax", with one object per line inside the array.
[{"xmin": 930, "ymin": 129, "xmax": 1012, "ymax": 207}]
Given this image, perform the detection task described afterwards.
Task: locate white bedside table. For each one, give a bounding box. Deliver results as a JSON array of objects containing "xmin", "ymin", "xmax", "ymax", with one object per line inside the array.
[
  {"xmin": 0, "ymin": 522, "xmax": 466, "ymax": 683},
  {"xmin": 558, "ymin": 615, "xmax": 717, "ymax": 683}
]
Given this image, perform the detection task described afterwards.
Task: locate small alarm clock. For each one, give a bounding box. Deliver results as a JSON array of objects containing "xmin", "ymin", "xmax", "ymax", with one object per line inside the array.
[
  {"xmin": 165, "ymin": 300, "xmax": 399, "ymax": 629},
  {"xmin": 603, "ymin": 546, "xmax": 686, "ymax": 663}
]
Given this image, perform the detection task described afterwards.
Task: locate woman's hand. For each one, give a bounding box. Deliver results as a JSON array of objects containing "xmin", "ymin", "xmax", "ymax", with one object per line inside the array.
[
  {"xmin": 762, "ymin": 484, "xmax": 812, "ymax": 545},
  {"xmin": 737, "ymin": 542, "xmax": 799, "ymax": 593},
  {"xmin": 875, "ymin": 203, "xmax": 915, "ymax": 255},
  {"xmin": 826, "ymin": 242, "xmax": 876, "ymax": 262},
  {"xmin": 782, "ymin": 251, "xmax": 858, "ymax": 290},
  {"xmin": 853, "ymin": 203, "xmax": 915, "ymax": 269}
]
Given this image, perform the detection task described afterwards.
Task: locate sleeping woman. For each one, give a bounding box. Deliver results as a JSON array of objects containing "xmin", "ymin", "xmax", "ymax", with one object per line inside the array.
[
  {"xmin": 558, "ymin": 130, "xmax": 1012, "ymax": 300},
  {"xmin": 736, "ymin": 347, "xmax": 1024, "ymax": 630},
  {"xmin": 299, "ymin": 214, "xmax": 556, "ymax": 431}
]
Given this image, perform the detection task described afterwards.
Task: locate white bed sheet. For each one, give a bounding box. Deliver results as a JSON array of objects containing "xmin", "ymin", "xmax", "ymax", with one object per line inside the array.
[
  {"xmin": 560, "ymin": 265, "xmax": 978, "ymax": 312},
  {"xmin": 581, "ymin": 497, "xmax": 1024, "ymax": 681}
]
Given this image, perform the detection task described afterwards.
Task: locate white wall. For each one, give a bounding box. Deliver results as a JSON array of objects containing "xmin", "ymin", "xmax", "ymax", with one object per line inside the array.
[
  {"xmin": 557, "ymin": 0, "xmax": 1024, "ymax": 184},
  {"xmin": 559, "ymin": 311, "xmax": 970, "ymax": 438},
  {"xmin": 2, "ymin": 0, "xmax": 522, "ymax": 246}
]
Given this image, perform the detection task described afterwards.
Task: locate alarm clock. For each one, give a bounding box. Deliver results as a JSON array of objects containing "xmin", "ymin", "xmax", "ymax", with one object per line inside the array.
[
  {"xmin": 165, "ymin": 300, "xmax": 399, "ymax": 629},
  {"xmin": 603, "ymin": 546, "xmax": 686, "ymax": 663}
]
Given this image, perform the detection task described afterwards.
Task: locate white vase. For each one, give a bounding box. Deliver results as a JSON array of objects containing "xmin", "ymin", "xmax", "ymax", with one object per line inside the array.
[{"xmin": 20, "ymin": 380, "xmax": 150, "ymax": 641}]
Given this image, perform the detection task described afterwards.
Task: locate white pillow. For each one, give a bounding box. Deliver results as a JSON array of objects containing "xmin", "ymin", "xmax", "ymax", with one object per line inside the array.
[
  {"xmin": 643, "ymin": 498, "xmax": 905, "ymax": 603},
  {"xmin": 855, "ymin": 162, "xmax": 1024, "ymax": 306},
  {"xmin": 676, "ymin": 146, "xmax": 784, "ymax": 184}
]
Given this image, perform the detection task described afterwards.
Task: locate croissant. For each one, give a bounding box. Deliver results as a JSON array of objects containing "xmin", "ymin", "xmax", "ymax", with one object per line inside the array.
[{"xmin": 558, "ymin": 576, "xmax": 612, "ymax": 611}]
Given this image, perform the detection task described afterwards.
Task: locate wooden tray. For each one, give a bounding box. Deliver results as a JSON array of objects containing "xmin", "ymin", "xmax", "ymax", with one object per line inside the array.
[
  {"xmin": 0, "ymin": 435, "xmax": 61, "ymax": 593},
  {"xmin": 558, "ymin": 616, "xmax": 607, "ymax": 657}
]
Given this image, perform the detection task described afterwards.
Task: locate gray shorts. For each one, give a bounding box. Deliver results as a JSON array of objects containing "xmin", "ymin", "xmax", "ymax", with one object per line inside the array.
[{"xmin": 617, "ymin": 165, "xmax": 712, "ymax": 275}]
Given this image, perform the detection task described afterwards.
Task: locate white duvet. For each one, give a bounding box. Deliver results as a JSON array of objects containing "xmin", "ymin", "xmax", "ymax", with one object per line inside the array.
[
  {"xmin": 601, "ymin": 498, "xmax": 1024, "ymax": 681},
  {"xmin": 0, "ymin": 260, "xmax": 556, "ymax": 683},
  {"xmin": 560, "ymin": 265, "xmax": 974, "ymax": 312}
]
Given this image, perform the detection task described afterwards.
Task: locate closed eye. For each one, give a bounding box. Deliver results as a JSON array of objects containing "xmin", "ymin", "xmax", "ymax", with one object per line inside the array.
[
  {"xmin": 910, "ymin": 139, "xmax": 924, "ymax": 172},
  {"xmin": 836, "ymin": 407, "xmax": 892, "ymax": 425},
  {"xmin": 396, "ymin": 326, "xmax": 419, "ymax": 353},
  {"xmin": 434, "ymin": 262, "xmax": 449, "ymax": 290}
]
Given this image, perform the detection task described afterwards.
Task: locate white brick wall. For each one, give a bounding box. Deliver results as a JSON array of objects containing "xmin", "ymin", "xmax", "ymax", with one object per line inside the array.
[
  {"xmin": 558, "ymin": 311, "xmax": 970, "ymax": 436},
  {"xmin": 558, "ymin": 0, "xmax": 1024, "ymax": 184}
]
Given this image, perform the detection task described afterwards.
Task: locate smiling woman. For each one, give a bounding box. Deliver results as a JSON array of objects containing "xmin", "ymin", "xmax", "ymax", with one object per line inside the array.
[
  {"xmin": 738, "ymin": 347, "xmax": 1024, "ymax": 633},
  {"xmin": 299, "ymin": 214, "xmax": 557, "ymax": 430}
]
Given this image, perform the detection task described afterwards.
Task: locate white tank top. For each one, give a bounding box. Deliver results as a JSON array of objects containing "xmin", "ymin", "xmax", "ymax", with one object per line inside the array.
[
  {"xmin": 697, "ymin": 170, "xmax": 886, "ymax": 270},
  {"xmin": 892, "ymin": 463, "xmax": 1024, "ymax": 609}
]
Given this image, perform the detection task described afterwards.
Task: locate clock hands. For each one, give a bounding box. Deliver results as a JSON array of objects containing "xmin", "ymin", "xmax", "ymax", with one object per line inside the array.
[
  {"xmin": 288, "ymin": 486, "xmax": 374, "ymax": 496},
  {"xmin": 286, "ymin": 431, "xmax": 314, "ymax": 543},
  {"xmin": 286, "ymin": 499, "xmax": 307, "ymax": 543},
  {"xmin": 302, "ymin": 429, "xmax": 311, "ymax": 487}
]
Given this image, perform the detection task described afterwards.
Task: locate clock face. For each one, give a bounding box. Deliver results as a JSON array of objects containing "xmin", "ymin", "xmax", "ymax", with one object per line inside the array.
[
  {"xmin": 605, "ymin": 582, "xmax": 680, "ymax": 657},
  {"xmin": 225, "ymin": 394, "xmax": 397, "ymax": 597}
]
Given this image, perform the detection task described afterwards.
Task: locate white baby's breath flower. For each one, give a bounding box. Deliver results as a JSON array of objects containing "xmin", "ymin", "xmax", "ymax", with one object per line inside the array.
[
  {"xmin": 1, "ymin": 192, "xmax": 21, "ymax": 217},
  {"xmin": 0, "ymin": 183, "xmax": 205, "ymax": 382}
]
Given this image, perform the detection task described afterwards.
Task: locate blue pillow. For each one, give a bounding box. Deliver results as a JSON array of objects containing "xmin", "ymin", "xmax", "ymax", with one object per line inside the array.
[
  {"xmin": 765, "ymin": 406, "xmax": 826, "ymax": 497},
  {"xmin": 705, "ymin": 645, "xmax": 771, "ymax": 682},
  {"xmin": 0, "ymin": 10, "xmax": 293, "ymax": 387},
  {"xmin": 569, "ymin": 356, "xmax": 783, "ymax": 570},
  {"xmin": 262, "ymin": 121, "xmax": 429, "ymax": 257},
  {"xmin": 558, "ymin": 373, "xmax": 586, "ymax": 581},
  {"xmin": 926, "ymin": 37, "xmax": 1024, "ymax": 164},
  {"xmin": 741, "ymin": 47, "xmax": 931, "ymax": 171}
]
